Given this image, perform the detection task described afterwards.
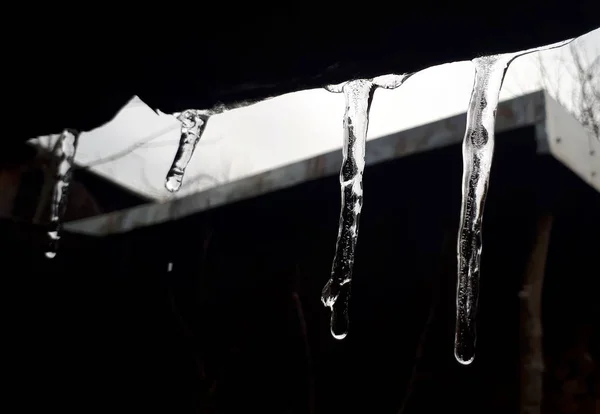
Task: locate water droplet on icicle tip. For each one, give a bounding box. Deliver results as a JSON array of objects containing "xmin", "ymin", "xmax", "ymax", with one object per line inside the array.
[
  {"xmin": 453, "ymin": 39, "xmax": 572, "ymax": 364},
  {"xmin": 165, "ymin": 110, "xmax": 209, "ymax": 193},
  {"xmin": 454, "ymin": 54, "xmax": 508, "ymax": 364},
  {"xmin": 320, "ymin": 75, "xmax": 410, "ymax": 340},
  {"xmin": 45, "ymin": 129, "xmax": 80, "ymax": 259},
  {"xmin": 322, "ymin": 279, "xmax": 350, "ymax": 340}
]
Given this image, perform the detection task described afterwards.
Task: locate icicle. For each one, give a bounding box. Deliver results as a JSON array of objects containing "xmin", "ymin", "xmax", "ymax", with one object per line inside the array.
[
  {"xmin": 45, "ymin": 129, "xmax": 80, "ymax": 259},
  {"xmin": 164, "ymin": 97, "xmax": 271, "ymax": 193},
  {"xmin": 455, "ymin": 38, "xmax": 572, "ymax": 365},
  {"xmin": 455, "ymin": 55, "xmax": 510, "ymax": 364},
  {"xmin": 322, "ymin": 74, "xmax": 409, "ymax": 339},
  {"xmin": 165, "ymin": 110, "xmax": 210, "ymax": 192}
]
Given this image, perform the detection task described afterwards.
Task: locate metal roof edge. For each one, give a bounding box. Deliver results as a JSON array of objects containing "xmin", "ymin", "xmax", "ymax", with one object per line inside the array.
[{"xmin": 65, "ymin": 90, "xmax": 546, "ymax": 236}]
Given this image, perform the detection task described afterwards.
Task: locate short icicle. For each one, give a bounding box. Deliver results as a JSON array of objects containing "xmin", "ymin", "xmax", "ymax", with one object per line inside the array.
[
  {"xmin": 45, "ymin": 129, "xmax": 80, "ymax": 259},
  {"xmin": 455, "ymin": 38, "xmax": 572, "ymax": 365},
  {"xmin": 322, "ymin": 74, "xmax": 409, "ymax": 339},
  {"xmin": 165, "ymin": 109, "xmax": 210, "ymax": 192}
]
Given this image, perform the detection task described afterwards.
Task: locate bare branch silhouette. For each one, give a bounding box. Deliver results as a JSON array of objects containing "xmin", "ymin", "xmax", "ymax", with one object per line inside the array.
[
  {"xmin": 538, "ymin": 42, "xmax": 600, "ymax": 139},
  {"xmin": 162, "ymin": 155, "xmax": 235, "ymax": 199},
  {"xmin": 78, "ymin": 123, "xmax": 180, "ymax": 170}
]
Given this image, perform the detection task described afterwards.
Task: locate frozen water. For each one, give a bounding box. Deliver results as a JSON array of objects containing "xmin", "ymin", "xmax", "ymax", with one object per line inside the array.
[
  {"xmin": 455, "ymin": 38, "xmax": 573, "ymax": 364},
  {"xmin": 322, "ymin": 74, "xmax": 409, "ymax": 339},
  {"xmin": 165, "ymin": 110, "xmax": 210, "ymax": 192},
  {"xmin": 45, "ymin": 129, "xmax": 80, "ymax": 259},
  {"xmin": 321, "ymin": 79, "xmax": 373, "ymax": 339}
]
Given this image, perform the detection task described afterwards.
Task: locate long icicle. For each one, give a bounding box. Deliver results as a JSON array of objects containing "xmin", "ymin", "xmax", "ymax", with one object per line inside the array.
[
  {"xmin": 45, "ymin": 129, "xmax": 80, "ymax": 259},
  {"xmin": 321, "ymin": 79, "xmax": 374, "ymax": 339},
  {"xmin": 455, "ymin": 38, "xmax": 572, "ymax": 365},
  {"xmin": 165, "ymin": 109, "xmax": 209, "ymax": 192},
  {"xmin": 455, "ymin": 55, "xmax": 510, "ymax": 364},
  {"xmin": 322, "ymin": 74, "xmax": 409, "ymax": 339}
]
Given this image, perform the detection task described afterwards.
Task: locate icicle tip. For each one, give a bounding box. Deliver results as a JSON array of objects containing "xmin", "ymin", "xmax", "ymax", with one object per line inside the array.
[
  {"xmin": 331, "ymin": 329, "xmax": 347, "ymax": 341},
  {"xmin": 165, "ymin": 174, "xmax": 183, "ymax": 192},
  {"xmin": 454, "ymin": 353, "xmax": 475, "ymax": 366}
]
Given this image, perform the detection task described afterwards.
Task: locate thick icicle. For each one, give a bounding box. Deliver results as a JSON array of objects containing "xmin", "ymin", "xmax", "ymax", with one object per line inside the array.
[
  {"xmin": 455, "ymin": 55, "xmax": 510, "ymax": 364},
  {"xmin": 45, "ymin": 129, "xmax": 80, "ymax": 259},
  {"xmin": 165, "ymin": 110, "xmax": 209, "ymax": 192},
  {"xmin": 455, "ymin": 38, "xmax": 572, "ymax": 365},
  {"xmin": 322, "ymin": 74, "xmax": 409, "ymax": 339}
]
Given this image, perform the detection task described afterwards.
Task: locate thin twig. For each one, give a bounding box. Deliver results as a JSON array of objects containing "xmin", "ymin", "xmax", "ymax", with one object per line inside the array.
[
  {"xmin": 168, "ymin": 289, "xmax": 207, "ymax": 382},
  {"xmin": 79, "ymin": 123, "xmax": 179, "ymax": 170},
  {"xmin": 519, "ymin": 214, "xmax": 553, "ymax": 414},
  {"xmin": 396, "ymin": 298, "xmax": 437, "ymax": 414},
  {"xmin": 397, "ymin": 231, "xmax": 452, "ymax": 414},
  {"xmin": 291, "ymin": 263, "xmax": 315, "ymax": 414},
  {"xmin": 292, "ymin": 290, "xmax": 315, "ymax": 414}
]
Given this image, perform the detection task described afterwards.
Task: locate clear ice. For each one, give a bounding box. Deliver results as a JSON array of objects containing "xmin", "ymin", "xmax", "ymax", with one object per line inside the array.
[
  {"xmin": 165, "ymin": 98, "xmax": 268, "ymax": 193},
  {"xmin": 45, "ymin": 129, "xmax": 80, "ymax": 259},
  {"xmin": 455, "ymin": 38, "xmax": 572, "ymax": 365},
  {"xmin": 165, "ymin": 110, "xmax": 210, "ymax": 192},
  {"xmin": 322, "ymin": 74, "xmax": 409, "ymax": 339}
]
